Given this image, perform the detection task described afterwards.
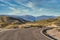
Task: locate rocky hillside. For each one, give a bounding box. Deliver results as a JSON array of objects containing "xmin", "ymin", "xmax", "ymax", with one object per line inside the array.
[
  {"xmin": 33, "ymin": 16, "xmax": 60, "ymax": 27},
  {"xmin": 0, "ymin": 16, "xmax": 28, "ymax": 28}
]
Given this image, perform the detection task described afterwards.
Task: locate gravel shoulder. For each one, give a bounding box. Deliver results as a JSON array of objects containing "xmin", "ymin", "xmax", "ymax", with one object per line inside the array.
[{"xmin": 47, "ymin": 28, "xmax": 60, "ymax": 40}]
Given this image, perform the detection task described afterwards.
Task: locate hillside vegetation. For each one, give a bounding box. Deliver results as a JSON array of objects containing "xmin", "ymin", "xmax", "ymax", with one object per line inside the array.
[
  {"xmin": 18, "ymin": 17, "xmax": 60, "ymax": 28},
  {"xmin": 0, "ymin": 16, "xmax": 27, "ymax": 29},
  {"xmin": 0, "ymin": 16, "xmax": 60, "ymax": 29},
  {"xmin": 33, "ymin": 17, "xmax": 60, "ymax": 27}
]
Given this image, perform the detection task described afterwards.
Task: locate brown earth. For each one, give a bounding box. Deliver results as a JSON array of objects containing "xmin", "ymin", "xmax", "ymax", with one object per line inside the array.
[{"xmin": 47, "ymin": 28, "xmax": 60, "ymax": 40}]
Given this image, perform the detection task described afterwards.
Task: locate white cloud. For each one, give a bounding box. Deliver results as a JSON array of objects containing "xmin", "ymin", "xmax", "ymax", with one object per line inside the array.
[
  {"xmin": 0, "ymin": 0, "xmax": 18, "ymax": 10},
  {"xmin": 23, "ymin": 9, "xmax": 29, "ymax": 13},
  {"xmin": 15, "ymin": 0, "xmax": 35, "ymax": 10},
  {"xmin": 8, "ymin": 7, "xmax": 16, "ymax": 10},
  {"xmin": 27, "ymin": 2, "xmax": 33, "ymax": 8},
  {"xmin": 15, "ymin": 0, "xmax": 30, "ymax": 8},
  {"xmin": 39, "ymin": 8, "xmax": 44, "ymax": 11},
  {"xmin": 0, "ymin": 0, "xmax": 17, "ymax": 7},
  {"xmin": 7, "ymin": 8, "xmax": 31, "ymax": 16},
  {"xmin": 1, "ymin": 0, "xmax": 22, "ymax": 14},
  {"xmin": 0, "ymin": 4, "xmax": 5, "ymax": 6},
  {"xmin": 47, "ymin": 0, "xmax": 58, "ymax": 3},
  {"xmin": 7, "ymin": 10, "xmax": 21, "ymax": 15},
  {"xmin": 38, "ymin": 8, "xmax": 49, "ymax": 12},
  {"xmin": 26, "ymin": 2, "xmax": 36, "ymax": 10}
]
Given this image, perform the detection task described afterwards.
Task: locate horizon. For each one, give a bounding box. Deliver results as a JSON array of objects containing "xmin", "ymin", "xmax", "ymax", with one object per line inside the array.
[
  {"xmin": 0, "ymin": 0, "xmax": 60, "ymax": 16},
  {"xmin": 0, "ymin": 14, "xmax": 59, "ymax": 17}
]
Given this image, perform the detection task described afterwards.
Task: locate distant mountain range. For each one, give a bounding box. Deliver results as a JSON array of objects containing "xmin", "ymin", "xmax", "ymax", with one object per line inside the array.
[
  {"xmin": 7, "ymin": 15, "xmax": 57, "ymax": 21},
  {"xmin": 20, "ymin": 15, "xmax": 36, "ymax": 21},
  {"xmin": 20, "ymin": 15, "xmax": 57, "ymax": 21},
  {"xmin": 36, "ymin": 15, "xmax": 57, "ymax": 20}
]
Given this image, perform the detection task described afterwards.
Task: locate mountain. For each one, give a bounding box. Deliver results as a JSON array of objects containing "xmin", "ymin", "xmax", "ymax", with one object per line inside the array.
[
  {"xmin": 20, "ymin": 15, "xmax": 36, "ymax": 21},
  {"xmin": 20, "ymin": 15, "xmax": 57, "ymax": 21},
  {"xmin": 35, "ymin": 16, "xmax": 60, "ymax": 27},
  {"xmin": 4, "ymin": 15, "xmax": 57, "ymax": 22},
  {"xmin": 7, "ymin": 15, "xmax": 29, "ymax": 22},
  {"xmin": 5, "ymin": 15, "xmax": 35, "ymax": 21},
  {"xmin": 36, "ymin": 15, "xmax": 57, "ymax": 20},
  {"xmin": 0, "ymin": 15, "xmax": 28, "ymax": 28}
]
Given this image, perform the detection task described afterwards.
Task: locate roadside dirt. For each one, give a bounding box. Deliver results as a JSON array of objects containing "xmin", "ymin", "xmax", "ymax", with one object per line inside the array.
[{"xmin": 47, "ymin": 28, "xmax": 60, "ymax": 40}]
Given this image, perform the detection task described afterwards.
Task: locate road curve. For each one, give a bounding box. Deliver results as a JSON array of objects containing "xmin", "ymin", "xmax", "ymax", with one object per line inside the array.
[{"xmin": 0, "ymin": 28, "xmax": 51, "ymax": 40}]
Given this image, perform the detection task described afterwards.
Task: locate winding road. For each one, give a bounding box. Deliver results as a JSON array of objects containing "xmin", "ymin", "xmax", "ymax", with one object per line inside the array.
[{"xmin": 0, "ymin": 28, "xmax": 51, "ymax": 40}]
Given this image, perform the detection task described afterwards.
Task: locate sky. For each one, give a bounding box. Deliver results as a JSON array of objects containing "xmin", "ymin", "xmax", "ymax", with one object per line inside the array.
[{"xmin": 0, "ymin": 0, "xmax": 60, "ymax": 16}]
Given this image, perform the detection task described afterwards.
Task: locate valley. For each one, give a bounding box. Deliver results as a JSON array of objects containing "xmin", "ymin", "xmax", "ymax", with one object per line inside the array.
[{"xmin": 0, "ymin": 15, "xmax": 60, "ymax": 40}]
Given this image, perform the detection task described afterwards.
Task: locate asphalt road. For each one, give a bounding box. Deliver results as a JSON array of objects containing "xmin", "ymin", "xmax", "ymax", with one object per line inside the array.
[{"xmin": 0, "ymin": 28, "xmax": 51, "ymax": 40}]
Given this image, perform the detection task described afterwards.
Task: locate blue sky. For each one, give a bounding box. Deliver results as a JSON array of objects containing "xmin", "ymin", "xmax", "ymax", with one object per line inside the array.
[{"xmin": 0, "ymin": 0, "xmax": 60, "ymax": 16}]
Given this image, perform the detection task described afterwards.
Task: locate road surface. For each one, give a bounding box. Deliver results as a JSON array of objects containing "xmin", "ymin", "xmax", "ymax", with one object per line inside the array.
[{"xmin": 0, "ymin": 28, "xmax": 51, "ymax": 40}]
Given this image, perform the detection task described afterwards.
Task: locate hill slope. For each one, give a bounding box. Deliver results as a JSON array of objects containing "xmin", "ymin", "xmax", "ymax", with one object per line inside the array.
[
  {"xmin": 33, "ymin": 16, "xmax": 60, "ymax": 27},
  {"xmin": 0, "ymin": 16, "xmax": 27, "ymax": 28}
]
